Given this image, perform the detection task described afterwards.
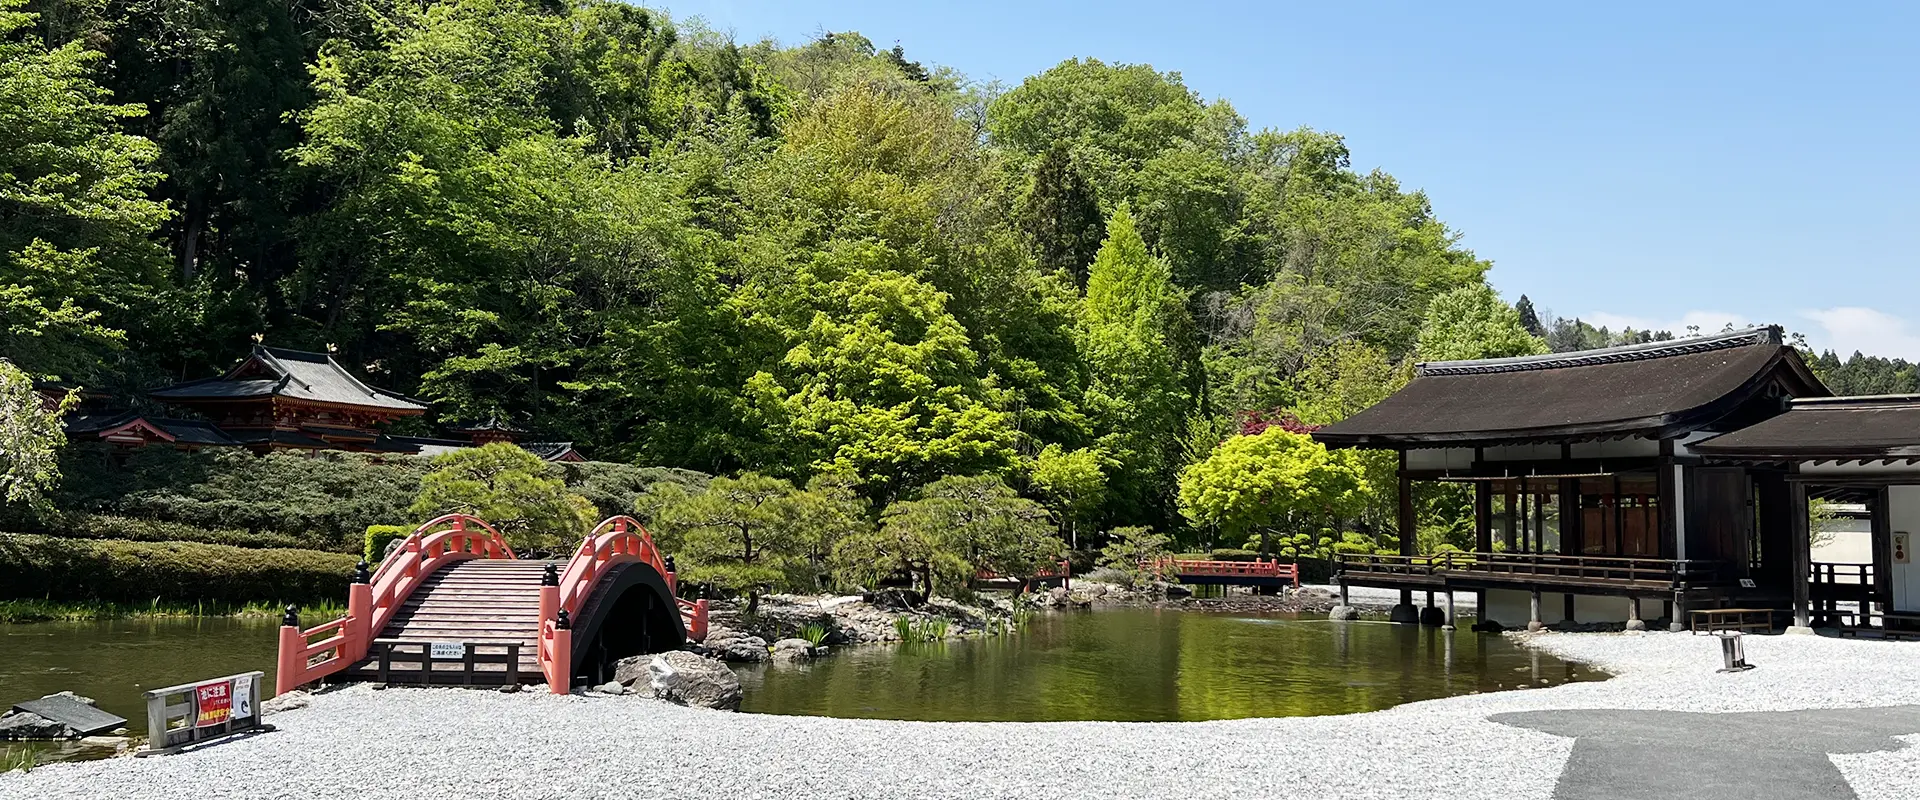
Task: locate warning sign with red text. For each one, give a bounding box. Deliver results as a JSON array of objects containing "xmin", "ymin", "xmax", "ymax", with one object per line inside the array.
[{"xmin": 195, "ymin": 680, "xmax": 233, "ymax": 727}]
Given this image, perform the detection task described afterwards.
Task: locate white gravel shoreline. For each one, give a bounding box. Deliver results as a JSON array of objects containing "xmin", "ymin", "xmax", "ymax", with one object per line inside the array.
[{"xmin": 6, "ymin": 631, "xmax": 1920, "ymax": 799}]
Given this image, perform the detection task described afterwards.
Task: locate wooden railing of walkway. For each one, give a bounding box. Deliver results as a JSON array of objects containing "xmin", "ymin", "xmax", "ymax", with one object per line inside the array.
[
  {"xmin": 1147, "ymin": 558, "xmax": 1300, "ymax": 587},
  {"xmin": 540, "ymin": 515, "xmax": 708, "ymax": 695},
  {"xmin": 277, "ymin": 514, "xmax": 515, "ymax": 694},
  {"xmin": 1335, "ymin": 551, "xmax": 1714, "ymax": 589}
]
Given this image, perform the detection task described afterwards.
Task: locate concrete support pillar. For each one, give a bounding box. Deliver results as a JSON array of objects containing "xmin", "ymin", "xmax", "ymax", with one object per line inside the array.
[
  {"xmin": 1669, "ymin": 589, "xmax": 1688, "ymax": 632},
  {"xmin": 1528, "ymin": 588, "xmax": 1545, "ymax": 632},
  {"xmin": 1330, "ymin": 582, "xmax": 1358, "ymax": 620},
  {"xmin": 1420, "ymin": 590, "xmax": 1445, "ymax": 626},
  {"xmin": 1442, "ymin": 591, "xmax": 1457, "ymax": 631},
  {"xmin": 1390, "ymin": 586, "xmax": 1418, "ymax": 624},
  {"xmin": 1624, "ymin": 596, "xmax": 1646, "ymax": 631}
]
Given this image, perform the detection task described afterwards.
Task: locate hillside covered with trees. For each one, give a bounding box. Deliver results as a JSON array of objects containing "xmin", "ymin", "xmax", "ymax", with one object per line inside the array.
[{"xmin": 10, "ymin": 0, "xmax": 1872, "ymax": 574}]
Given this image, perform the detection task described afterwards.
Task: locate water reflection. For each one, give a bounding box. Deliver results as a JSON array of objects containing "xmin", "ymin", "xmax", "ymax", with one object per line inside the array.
[{"xmin": 736, "ymin": 610, "xmax": 1603, "ymax": 722}]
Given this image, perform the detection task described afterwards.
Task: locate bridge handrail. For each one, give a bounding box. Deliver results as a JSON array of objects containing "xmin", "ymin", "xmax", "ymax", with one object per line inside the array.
[
  {"xmin": 276, "ymin": 514, "xmax": 515, "ymax": 695},
  {"xmin": 539, "ymin": 516, "xmax": 707, "ymax": 695},
  {"xmin": 367, "ymin": 514, "xmax": 517, "ymax": 635}
]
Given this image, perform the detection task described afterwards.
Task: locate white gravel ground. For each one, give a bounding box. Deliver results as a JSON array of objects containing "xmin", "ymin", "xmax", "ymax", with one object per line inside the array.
[{"xmin": 5, "ymin": 630, "xmax": 1920, "ymax": 800}]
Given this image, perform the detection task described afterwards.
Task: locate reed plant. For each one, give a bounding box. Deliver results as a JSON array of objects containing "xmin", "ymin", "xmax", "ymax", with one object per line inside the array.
[
  {"xmin": 799, "ymin": 622, "xmax": 829, "ymax": 646},
  {"xmin": 1, "ymin": 747, "xmax": 37, "ymax": 774}
]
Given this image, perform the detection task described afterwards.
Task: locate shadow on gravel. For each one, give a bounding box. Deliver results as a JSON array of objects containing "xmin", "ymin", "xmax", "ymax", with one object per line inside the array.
[{"xmin": 1491, "ymin": 706, "xmax": 1920, "ymax": 800}]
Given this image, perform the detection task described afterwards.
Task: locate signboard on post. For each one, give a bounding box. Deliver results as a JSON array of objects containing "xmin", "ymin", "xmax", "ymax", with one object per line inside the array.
[
  {"xmin": 140, "ymin": 671, "xmax": 269, "ymax": 756},
  {"xmin": 430, "ymin": 641, "xmax": 465, "ymax": 660},
  {"xmin": 194, "ymin": 680, "xmax": 233, "ymax": 728}
]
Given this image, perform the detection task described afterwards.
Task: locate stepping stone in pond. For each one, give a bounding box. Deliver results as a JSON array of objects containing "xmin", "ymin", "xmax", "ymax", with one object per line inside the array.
[{"xmin": 11, "ymin": 695, "xmax": 126, "ymax": 737}]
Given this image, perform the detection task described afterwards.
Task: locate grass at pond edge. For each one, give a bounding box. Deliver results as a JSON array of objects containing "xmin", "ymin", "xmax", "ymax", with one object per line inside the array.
[{"xmin": 0, "ymin": 598, "xmax": 347, "ymax": 624}]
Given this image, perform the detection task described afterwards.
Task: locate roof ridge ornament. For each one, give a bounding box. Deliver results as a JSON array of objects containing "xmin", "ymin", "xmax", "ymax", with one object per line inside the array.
[{"xmin": 1417, "ymin": 326, "xmax": 1781, "ymax": 377}]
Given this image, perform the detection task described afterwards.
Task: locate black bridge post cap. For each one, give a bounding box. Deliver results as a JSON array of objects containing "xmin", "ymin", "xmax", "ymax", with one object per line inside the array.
[
  {"xmin": 664, "ymin": 555, "xmax": 677, "ymax": 573},
  {"xmin": 352, "ymin": 559, "xmax": 371, "ymax": 584},
  {"xmin": 282, "ymin": 605, "xmax": 300, "ymax": 626},
  {"xmin": 542, "ymin": 563, "xmax": 559, "ymax": 586},
  {"xmin": 555, "ymin": 609, "xmax": 571, "ymax": 630}
]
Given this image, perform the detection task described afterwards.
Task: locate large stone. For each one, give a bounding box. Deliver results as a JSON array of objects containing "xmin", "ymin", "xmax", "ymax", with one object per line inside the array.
[
  {"xmin": 42, "ymin": 691, "xmax": 95, "ymax": 708},
  {"xmin": 1328, "ymin": 605, "xmax": 1360, "ymax": 621},
  {"xmin": 262, "ymin": 690, "xmax": 311, "ymax": 716},
  {"xmin": 0, "ymin": 710, "xmax": 71, "ymax": 740},
  {"xmin": 646, "ymin": 650, "xmax": 742, "ymax": 710},
  {"xmin": 769, "ymin": 638, "xmax": 814, "ymax": 660},
  {"xmin": 701, "ymin": 626, "xmax": 769, "ymax": 663}
]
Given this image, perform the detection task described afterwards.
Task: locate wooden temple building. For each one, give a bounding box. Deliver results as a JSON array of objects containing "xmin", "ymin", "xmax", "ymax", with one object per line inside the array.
[
  {"xmin": 60, "ymin": 345, "xmax": 584, "ymax": 462},
  {"xmin": 1313, "ymin": 326, "xmax": 1868, "ymax": 632}
]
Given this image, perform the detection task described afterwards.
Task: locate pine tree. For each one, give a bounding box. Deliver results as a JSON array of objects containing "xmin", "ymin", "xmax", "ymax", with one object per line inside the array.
[
  {"xmin": 1515, "ymin": 294, "xmax": 1546, "ymax": 338},
  {"xmin": 1018, "ymin": 144, "xmax": 1105, "ymax": 285}
]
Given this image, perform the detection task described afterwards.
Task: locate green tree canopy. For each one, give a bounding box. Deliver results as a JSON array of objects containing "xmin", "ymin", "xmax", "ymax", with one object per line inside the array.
[
  {"xmin": 410, "ymin": 442, "xmax": 594, "ymax": 551},
  {"xmin": 1178, "ymin": 427, "xmax": 1370, "ymax": 555},
  {"xmin": 638, "ymin": 471, "xmax": 814, "ymax": 612},
  {"xmin": 0, "ymin": 0, "xmax": 171, "ymax": 380},
  {"xmin": 0, "ymin": 359, "xmax": 76, "ymax": 509},
  {"xmin": 1415, "ymin": 284, "xmax": 1549, "ymax": 362}
]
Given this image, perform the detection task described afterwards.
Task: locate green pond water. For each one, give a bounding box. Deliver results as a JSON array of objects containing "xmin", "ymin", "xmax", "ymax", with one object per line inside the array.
[
  {"xmin": 0, "ymin": 617, "xmax": 286, "ymax": 765},
  {"xmin": 0, "ymin": 608, "xmax": 1600, "ymax": 766},
  {"xmin": 736, "ymin": 609, "xmax": 1602, "ymax": 722}
]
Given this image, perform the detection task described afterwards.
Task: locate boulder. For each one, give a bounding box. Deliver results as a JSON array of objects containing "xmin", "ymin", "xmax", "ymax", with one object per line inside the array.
[
  {"xmin": 592, "ymin": 680, "xmax": 628, "ymax": 696},
  {"xmin": 262, "ymin": 690, "xmax": 311, "ymax": 716},
  {"xmin": 43, "ymin": 691, "xmax": 96, "ymax": 708},
  {"xmin": 701, "ymin": 626, "xmax": 768, "ymax": 663},
  {"xmin": 0, "ymin": 710, "xmax": 71, "ymax": 740},
  {"xmin": 645, "ymin": 650, "xmax": 742, "ymax": 710},
  {"xmin": 1328, "ymin": 605, "xmax": 1360, "ymax": 621},
  {"xmin": 769, "ymin": 638, "xmax": 814, "ymax": 660}
]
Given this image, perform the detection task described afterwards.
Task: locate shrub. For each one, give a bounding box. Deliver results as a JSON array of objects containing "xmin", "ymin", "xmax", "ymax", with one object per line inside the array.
[
  {"xmin": 0, "ymin": 534, "xmax": 358, "ymax": 605},
  {"xmin": 364, "ymin": 525, "xmax": 411, "ymax": 564},
  {"xmin": 1207, "ymin": 548, "xmax": 1263, "ymax": 562},
  {"xmin": 30, "ymin": 513, "xmax": 322, "ymax": 550}
]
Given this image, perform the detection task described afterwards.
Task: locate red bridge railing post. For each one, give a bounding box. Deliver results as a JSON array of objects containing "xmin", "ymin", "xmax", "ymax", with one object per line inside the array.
[{"xmin": 275, "ymin": 612, "xmax": 302, "ymax": 696}]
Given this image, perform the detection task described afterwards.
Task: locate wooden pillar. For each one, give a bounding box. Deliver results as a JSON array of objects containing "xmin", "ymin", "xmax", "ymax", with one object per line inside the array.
[
  {"xmin": 1788, "ymin": 479, "xmax": 1812, "ymax": 631},
  {"xmin": 1502, "ymin": 481, "xmax": 1519, "ymax": 551},
  {"xmin": 1474, "ymin": 482, "xmax": 1494, "ymax": 553},
  {"xmin": 1398, "ymin": 473, "xmax": 1416, "ymax": 609}
]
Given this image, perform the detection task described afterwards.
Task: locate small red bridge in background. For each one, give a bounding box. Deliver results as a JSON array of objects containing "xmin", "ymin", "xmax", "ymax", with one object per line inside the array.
[
  {"xmin": 1148, "ymin": 558, "xmax": 1300, "ymax": 589},
  {"xmin": 277, "ymin": 514, "xmax": 707, "ymax": 696}
]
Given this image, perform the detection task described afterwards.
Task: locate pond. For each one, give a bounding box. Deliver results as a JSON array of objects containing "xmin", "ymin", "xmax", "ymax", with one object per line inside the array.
[
  {"xmin": 735, "ymin": 609, "xmax": 1602, "ymax": 722},
  {"xmin": 0, "ymin": 608, "xmax": 1601, "ymax": 766},
  {"xmin": 0, "ymin": 617, "xmax": 284, "ymax": 765}
]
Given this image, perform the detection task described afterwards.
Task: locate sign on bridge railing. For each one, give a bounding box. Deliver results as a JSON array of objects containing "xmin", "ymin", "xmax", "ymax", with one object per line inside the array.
[{"xmin": 137, "ymin": 671, "xmax": 269, "ymax": 756}]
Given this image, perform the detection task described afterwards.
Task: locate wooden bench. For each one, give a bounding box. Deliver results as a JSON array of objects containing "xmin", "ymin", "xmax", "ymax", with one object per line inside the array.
[{"xmin": 1689, "ymin": 607, "xmax": 1775, "ymax": 635}]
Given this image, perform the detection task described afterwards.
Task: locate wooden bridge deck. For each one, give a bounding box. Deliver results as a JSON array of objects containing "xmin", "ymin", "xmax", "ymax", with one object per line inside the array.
[{"xmin": 341, "ymin": 559, "xmax": 549, "ymax": 685}]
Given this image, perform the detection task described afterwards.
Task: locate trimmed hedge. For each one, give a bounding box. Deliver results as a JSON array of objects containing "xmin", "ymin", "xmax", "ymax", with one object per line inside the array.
[
  {"xmin": 364, "ymin": 525, "xmax": 410, "ymax": 564},
  {"xmin": 29, "ymin": 445, "xmax": 714, "ymax": 548},
  {"xmin": 39, "ymin": 513, "xmax": 326, "ymax": 551},
  {"xmin": 0, "ymin": 534, "xmax": 358, "ymax": 605}
]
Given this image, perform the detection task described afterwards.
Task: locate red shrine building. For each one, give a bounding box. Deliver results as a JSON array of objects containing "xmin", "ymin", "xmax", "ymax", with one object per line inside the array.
[{"xmin": 59, "ymin": 345, "xmax": 585, "ymax": 462}]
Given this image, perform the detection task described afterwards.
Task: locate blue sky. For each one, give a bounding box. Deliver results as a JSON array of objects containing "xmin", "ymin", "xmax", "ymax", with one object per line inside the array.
[{"xmin": 665, "ymin": 1, "xmax": 1920, "ymax": 359}]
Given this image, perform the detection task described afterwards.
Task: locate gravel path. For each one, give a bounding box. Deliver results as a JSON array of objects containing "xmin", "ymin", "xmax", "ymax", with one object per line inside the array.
[{"xmin": 5, "ymin": 631, "xmax": 1920, "ymax": 799}]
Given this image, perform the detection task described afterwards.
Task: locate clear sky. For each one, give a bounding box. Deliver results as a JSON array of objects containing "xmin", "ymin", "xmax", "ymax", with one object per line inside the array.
[{"xmin": 664, "ymin": 1, "xmax": 1920, "ymax": 359}]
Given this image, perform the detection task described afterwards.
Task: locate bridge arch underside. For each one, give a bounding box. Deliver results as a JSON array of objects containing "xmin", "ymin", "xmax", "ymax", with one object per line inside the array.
[{"xmin": 569, "ymin": 562, "xmax": 687, "ymax": 685}]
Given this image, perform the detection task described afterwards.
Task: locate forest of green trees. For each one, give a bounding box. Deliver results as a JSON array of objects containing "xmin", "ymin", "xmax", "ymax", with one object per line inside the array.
[{"xmin": 2, "ymin": 0, "xmax": 1904, "ymax": 565}]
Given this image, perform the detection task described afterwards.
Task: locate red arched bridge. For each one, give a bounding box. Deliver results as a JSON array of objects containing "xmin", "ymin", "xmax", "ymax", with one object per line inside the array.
[{"xmin": 276, "ymin": 514, "xmax": 708, "ymax": 695}]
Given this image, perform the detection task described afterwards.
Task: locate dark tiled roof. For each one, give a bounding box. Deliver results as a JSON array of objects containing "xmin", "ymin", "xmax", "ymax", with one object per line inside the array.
[
  {"xmin": 1313, "ymin": 328, "xmax": 1828, "ymax": 448},
  {"xmin": 224, "ymin": 429, "xmax": 332, "ymax": 449},
  {"xmin": 446, "ymin": 416, "xmax": 527, "ymax": 434},
  {"xmin": 64, "ymin": 412, "xmax": 241, "ymax": 446},
  {"xmin": 301, "ymin": 424, "xmax": 379, "ymax": 442},
  {"xmin": 1692, "ymin": 395, "xmax": 1920, "ymax": 459},
  {"xmin": 151, "ymin": 346, "xmax": 426, "ymax": 413},
  {"xmin": 522, "ymin": 442, "xmax": 584, "ymax": 462}
]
